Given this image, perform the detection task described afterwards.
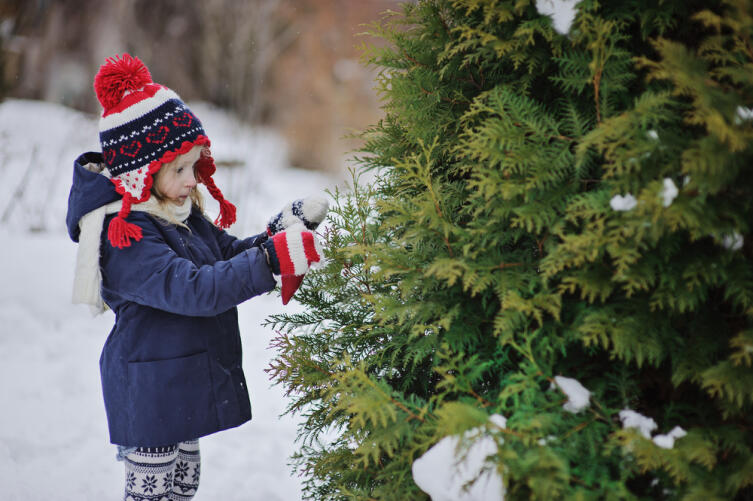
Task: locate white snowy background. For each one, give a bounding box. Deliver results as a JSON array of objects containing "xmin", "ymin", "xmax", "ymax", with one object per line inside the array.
[{"xmin": 0, "ymin": 99, "xmax": 339, "ymax": 500}]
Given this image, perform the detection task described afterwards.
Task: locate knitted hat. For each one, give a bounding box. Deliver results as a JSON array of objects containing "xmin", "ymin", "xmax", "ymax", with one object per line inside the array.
[{"xmin": 94, "ymin": 54, "xmax": 236, "ymax": 248}]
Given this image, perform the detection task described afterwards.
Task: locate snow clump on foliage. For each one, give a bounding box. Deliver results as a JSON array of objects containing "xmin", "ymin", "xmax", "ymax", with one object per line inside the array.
[
  {"xmin": 535, "ymin": 0, "xmax": 581, "ymax": 34},
  {"xmin": 652, "ymin": 426, "xmax": 687, "ymax": 449},
  {"xmin": 619, "ymin": 409, "xmax": 657, "ymax": 438},
  {"xmin": 610, "ymin": 194, "xmax": 638, "ymax": 212},
  {"xmin": 619, "ymin": 409, "xmax": 687, "ymax": 449},
  {"xmin": 412, "ymin": 415, "xmax": 506, "ymax": 501},
  {"xmin": 553, "ymin": 376, "xmax": 591, "ymax": 413},
  {"xmin": 661, "ymin": 178, "xmax": 679, "ymax": 207},
  {"xmin": 722, "ymin": 232, "xmax": 744, "ymax": 251},
  {"xmin": 735, "ymin": 106, "xmax": 753, "ymax": 123}
]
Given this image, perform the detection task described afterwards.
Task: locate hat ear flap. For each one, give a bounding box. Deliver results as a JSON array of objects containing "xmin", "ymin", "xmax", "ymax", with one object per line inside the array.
[
  {"xmin": 194, "ymin": 154, "xmax": 215, "ymax": 183},
  {"xmin": 203, "ymin": 174, "xmax": 236, "ymax": 229},
  {"xmin": 193, "ymin": 152, "xmax": 236, "ymax": 229}
]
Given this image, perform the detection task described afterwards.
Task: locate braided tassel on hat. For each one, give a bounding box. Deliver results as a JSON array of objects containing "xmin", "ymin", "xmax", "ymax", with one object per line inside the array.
[
  {"xmin": 195, "ymin": 155, "xmax": 236, "ymax": 229},
  {"xmin": 107, "ymin": 193, "xmax": 143, "ymax": 249}
]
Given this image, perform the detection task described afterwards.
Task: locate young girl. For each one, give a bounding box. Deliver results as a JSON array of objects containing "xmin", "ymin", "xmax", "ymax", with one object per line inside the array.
[{"xmin": 66, "ymin": 54, "xmax": 326, "ymax": 500}]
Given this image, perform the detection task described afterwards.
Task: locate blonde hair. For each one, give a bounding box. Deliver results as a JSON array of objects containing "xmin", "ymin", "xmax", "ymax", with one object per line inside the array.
[{"xmin": 150, "ymin": 146, "xmax": 208, "ymax": 228}]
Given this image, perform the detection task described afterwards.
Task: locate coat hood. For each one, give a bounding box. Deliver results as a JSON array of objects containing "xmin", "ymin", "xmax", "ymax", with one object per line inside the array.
[{"xmin": 66, "ymin": 152, "xmax": 121, "ymax": 242}]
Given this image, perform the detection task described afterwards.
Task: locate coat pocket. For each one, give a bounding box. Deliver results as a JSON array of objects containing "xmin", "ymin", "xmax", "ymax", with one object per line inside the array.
[{"xmin": 127, "ymin": 351, "xmax": 217, "ymax": 445}]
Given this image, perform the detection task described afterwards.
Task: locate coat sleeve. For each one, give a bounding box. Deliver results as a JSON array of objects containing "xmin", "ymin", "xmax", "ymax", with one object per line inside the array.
[
  {"xmin": 100, "ymin": 220, "xmax": 276, "ymax": 317},
  {"xmin": 212, "ymin": 225, "xmax": 269, "ymax": 260}
]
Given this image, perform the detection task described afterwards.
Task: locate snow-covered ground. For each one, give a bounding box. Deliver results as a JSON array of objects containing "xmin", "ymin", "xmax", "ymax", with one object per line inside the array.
[{"xmin": 0, "ymin": 99, "xmax": 339, "ymax": 500}]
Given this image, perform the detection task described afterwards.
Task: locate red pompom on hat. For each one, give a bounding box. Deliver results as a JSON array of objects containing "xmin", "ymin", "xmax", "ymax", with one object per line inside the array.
[
  {"xmin": 93, "ymin": 54, "xmax": 236, "ymax": 248},
  {"xmin": 94, "ymin": 54, "xmax": 153, "ymax": 111}
]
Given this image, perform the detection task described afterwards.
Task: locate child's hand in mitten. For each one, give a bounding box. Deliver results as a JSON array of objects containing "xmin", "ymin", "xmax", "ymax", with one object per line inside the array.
[
  {"xmin": 267, "ymin": 196, "xmax": 329, "ymax": 236},
  {"xmin": 262, "ymin": 227, "xmax": 323, "ymax": 305}
]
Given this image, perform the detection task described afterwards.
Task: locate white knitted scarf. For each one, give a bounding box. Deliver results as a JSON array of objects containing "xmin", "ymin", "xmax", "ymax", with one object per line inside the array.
[{"xmin": 72, "ymin": 164, "xmax": 193, "ymax": 315}]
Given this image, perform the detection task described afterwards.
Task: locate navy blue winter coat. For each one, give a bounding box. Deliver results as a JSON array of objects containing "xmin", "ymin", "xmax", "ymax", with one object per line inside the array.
[{"xmin": 66, "ymin": 152, "xmax": 277, "ymax": 447}]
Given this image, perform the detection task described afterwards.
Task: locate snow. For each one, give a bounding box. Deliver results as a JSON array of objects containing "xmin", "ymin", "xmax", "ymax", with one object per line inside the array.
[
  {"xmin": 535, "ymin": 0, "xmax": 581, "ymax": 35},
  {"xmin": 619, "ymin": 410, "xmax": 686, "ymax": 450},
  {"xmin": 553, "ymin": 376, "xmax": 590, "ymax": 413},
  {"xmin": 735, "ymin": 106, "xmax": 753, "ymax": 123},
  {"xmin": 619, "ymin": 409, "xmax": 657, "ymax": 439},
  {"xmin": 722, "ymin": 232, "xmax": 744, "ymax": 251},
  {"xmin": 489, "ymin": 414, "xmax": 507, "ymax": 429},
  {"xmin": 647, "ymin": 130, "xmax": 659, "ymax": 140},
  {"xmin": 0, "ymin": 99, "xmax": 340, "ymax": 500},
  {"xmin": 652, "ymin": 426, "xmax": 687, "ymax": 450},
  {"xmin": 610, "ymin": 193, "xmax": 637, "ymax": 212},
  {"xmin": 611, "ymin": 178, "xmax": 679, "ymax": 212},
  {"xmin": 412, "ymin": 415, "xmax": 506, "ymax": 501},
  {"xmin": 661, "ymin": 178, "xmax": 678, "ymax": 208}
]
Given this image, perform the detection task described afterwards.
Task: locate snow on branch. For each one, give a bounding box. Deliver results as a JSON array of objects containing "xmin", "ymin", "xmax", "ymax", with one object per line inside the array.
[
  {"xmin": 610, "ymin": 194, "xmax": 637, "ymax": 212},
  {"xmin": 652, "ymin": 426, "xmax": 687, "ymax": 449},
  {"xmin": 553, "ymin": 376, "xmax": 591, "ymax": 413},
  {"xmin": 619, "ymin": 409, "xmax": 686, "ymax": 449},
  {"xmin": 722, "ymin": 232, "xmax": 744, "ymax": 251},
  {"xmin": 619, "ymin": 409, "xmax": 657, "ymax": 438},
  {"xmin": 534, "ymin": 0, "xmax": 581, "ymax": 34},
  {"xmin": 661, "ymin": 178, "xmax": 678, "ymax": 208},
  {"xmin": 735, "ymin": 106, "xmax": 753, "ymax": 123},
  {"xmin": 412, "ymin": 415, "xmax": 506, "ymax": 501}
]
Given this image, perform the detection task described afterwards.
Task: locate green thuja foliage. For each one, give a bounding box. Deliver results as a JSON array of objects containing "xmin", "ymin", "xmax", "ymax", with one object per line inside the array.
[{"xmin": 265, "ymin": 1, "xmax": 753, "ymax": 499}]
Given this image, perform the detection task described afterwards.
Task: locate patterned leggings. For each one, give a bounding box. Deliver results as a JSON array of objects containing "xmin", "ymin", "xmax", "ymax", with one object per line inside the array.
[{"xmin": 124, "ymin": 440, "xmax": 200, "ymax": 501}]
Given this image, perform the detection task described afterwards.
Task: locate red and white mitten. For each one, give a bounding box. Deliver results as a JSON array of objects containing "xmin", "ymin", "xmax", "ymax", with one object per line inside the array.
[
  {"xmin": 267, "ymin": 196, "xmax": 329, "ymax": 236},
  {"xmin": 262, "ymin": 228, "xmax": 323, "ymax": 304}
]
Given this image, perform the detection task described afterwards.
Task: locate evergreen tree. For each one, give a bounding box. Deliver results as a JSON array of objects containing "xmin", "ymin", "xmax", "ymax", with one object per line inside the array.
[{"xmin": 266, "ymin": 1, "xmax": 753, "ymax": 499}]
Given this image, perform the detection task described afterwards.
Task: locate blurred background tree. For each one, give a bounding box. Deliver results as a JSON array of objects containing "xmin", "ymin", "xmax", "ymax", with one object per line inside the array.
[{"xmin": 0, "ymin": 0, "xmax": 396, "ymax": 172}]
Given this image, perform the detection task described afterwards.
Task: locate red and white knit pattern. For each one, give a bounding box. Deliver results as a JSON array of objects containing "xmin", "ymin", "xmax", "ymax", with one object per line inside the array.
[
  {"xmin": 268, "ymin": 227, "xmax": 323, "ymax": 305},
  {"xmin": 99, "ymin": 85, "xmax": 178, "ymax": 128},
  {"xmin": 275, "ymin": 230, "xmax": 322, "ymax": 276}
]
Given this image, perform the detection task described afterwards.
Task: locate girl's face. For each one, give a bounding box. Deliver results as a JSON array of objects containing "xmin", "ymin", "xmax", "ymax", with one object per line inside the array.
[{"xmin": 155, "ymin": 146, "xmax": 201, "ymax": 204}]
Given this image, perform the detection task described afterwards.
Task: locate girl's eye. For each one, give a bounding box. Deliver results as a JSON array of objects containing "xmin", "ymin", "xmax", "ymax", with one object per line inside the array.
[{"xmin": 176, "ymin": 167, "xmax": 184, "ymax": 174}]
